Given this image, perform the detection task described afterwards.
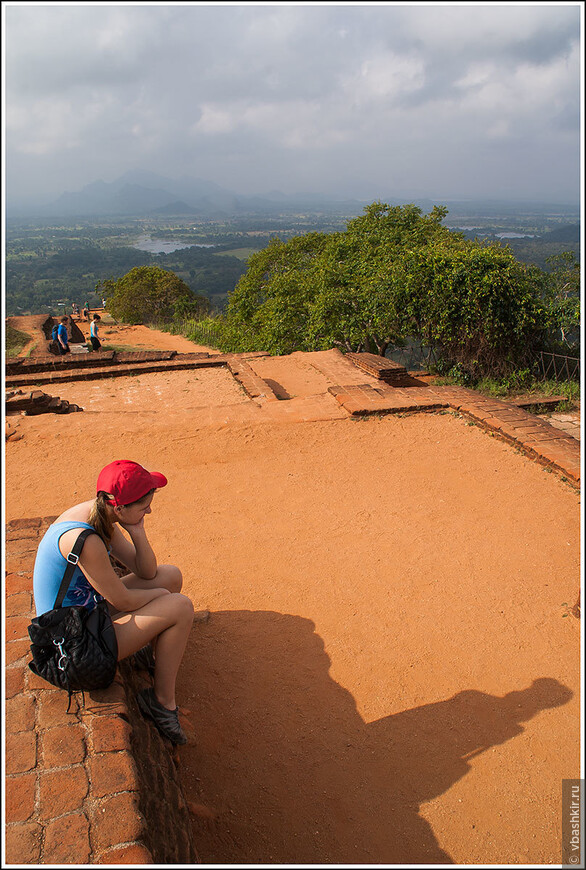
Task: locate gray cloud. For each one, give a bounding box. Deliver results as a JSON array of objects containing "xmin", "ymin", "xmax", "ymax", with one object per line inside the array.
[{"xmin": 3, "ymin": 2, "xmax": 581, "ymax": 208}]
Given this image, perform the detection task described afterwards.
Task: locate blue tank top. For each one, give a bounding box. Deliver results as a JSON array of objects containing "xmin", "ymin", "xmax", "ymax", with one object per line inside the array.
[{"xmin": 33, "ymin": 521, "xmax": 105, "ymax": 616}]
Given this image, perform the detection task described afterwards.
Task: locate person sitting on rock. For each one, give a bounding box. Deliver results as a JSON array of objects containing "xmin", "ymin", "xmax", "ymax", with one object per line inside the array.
[{"xmin": 32, "ymin": 460, "xmax": 195, "ymax": 744}]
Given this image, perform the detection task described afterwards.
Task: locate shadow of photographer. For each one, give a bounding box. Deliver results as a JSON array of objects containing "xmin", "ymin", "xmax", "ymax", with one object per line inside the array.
[{"xmin": 178, "ymin": 610, "xmax": 573, "ymax": 865}]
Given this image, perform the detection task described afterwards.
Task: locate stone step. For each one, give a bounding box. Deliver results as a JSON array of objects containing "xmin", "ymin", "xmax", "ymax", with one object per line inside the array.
[
  {"xmin": 346, "ymin": 352, "xmax": 408, "ymax": 379},
  {"xmin": 5, "ymin": 389, "xmax": 83, "ymax": 416},
  {"xmin": 507, "ymin": 395, "xmax": 568, "ymax": 411}
]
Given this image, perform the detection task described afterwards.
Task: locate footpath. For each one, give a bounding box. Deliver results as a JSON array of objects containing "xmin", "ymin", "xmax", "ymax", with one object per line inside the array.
[{"xmin": 4, "ymin": 347, "xmax": 581, "ymax": 865}]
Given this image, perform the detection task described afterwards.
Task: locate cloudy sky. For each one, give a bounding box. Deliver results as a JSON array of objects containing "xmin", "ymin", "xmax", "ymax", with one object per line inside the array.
[{"xmin": 3, "ymin": 2, "xmax": 582, "ymax": 209}]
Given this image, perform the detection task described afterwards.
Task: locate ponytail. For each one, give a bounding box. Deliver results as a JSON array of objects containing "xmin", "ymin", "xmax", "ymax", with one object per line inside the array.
[{"xmin": 89, "ymin": 492, "xmax": 115, "ymax": 544}]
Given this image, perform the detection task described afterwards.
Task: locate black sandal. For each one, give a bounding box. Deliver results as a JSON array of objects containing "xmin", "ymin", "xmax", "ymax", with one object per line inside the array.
[{"xmin": 137, "ymin": 687, "xmax": 187, "ymax": 745}]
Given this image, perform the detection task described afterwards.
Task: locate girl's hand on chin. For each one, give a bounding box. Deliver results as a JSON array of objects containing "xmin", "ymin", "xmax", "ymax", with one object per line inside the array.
[{"xmin": 120, "ymin": 516, "xmax": 146, "ymax": 531}]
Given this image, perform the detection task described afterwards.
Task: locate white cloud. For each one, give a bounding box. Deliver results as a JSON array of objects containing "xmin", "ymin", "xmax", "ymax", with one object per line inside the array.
[
  {"xmin": 194, "ymin": 105, "xmax": 236, "ymax": 136},
  {"xmin": 348, "ymin": 52, "xmax": 425, "ymax": 102},
  {"xmin": 3, "ymin": 2, "xmax": 581, "ymax": 206}
]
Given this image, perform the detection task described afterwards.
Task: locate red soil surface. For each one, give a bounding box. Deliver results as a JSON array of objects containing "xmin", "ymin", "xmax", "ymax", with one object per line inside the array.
[{"xmin": 4, "ymin": 321, "xmax": 581, "ymax": 864}]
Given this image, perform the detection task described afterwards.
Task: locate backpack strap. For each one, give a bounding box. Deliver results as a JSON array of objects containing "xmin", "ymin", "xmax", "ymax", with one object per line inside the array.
[{"xmin": 54, "ymin": 528, "xmax": 98, "ymax": 609}]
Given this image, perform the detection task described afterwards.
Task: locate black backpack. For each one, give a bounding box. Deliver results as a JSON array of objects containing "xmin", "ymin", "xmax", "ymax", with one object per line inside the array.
[
  {"xmin": 51, "ymin": 325, "xmax": 59, "ymax": 341},
  {"xmin": 28, "ymin": 529, "xmax": 118, "ymax": 710}
]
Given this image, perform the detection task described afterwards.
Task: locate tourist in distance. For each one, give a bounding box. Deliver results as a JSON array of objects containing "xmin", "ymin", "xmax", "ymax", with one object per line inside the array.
[
  {"xmin": 57, "ymin": 316, "xmax": 70, "ymax": 354},
  {"xmin": 32, "ymin": 460, "xmax": 195, "ymax": 744},
  {"xmin": 90, "ymin": 313, "xmax": 102, "ymax": 351}
]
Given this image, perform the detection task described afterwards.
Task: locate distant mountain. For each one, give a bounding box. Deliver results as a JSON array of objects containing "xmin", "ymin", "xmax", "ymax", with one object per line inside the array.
[
  {"xmin": 11, "ymin": 172, "xmax": 579, "ymax": 220},
  {"xmin": 32, "ymin": 171, "xmax": 367, "ymax": 218}
]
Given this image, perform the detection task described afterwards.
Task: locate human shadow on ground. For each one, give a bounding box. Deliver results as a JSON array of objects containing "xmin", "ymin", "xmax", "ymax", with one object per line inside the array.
[{"xmin": 178, "ymin": 610, "xmax": 573, "ymax": 865}]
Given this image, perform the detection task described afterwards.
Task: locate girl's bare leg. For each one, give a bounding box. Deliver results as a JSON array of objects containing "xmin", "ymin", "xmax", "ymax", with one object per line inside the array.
[
  {"xmin": 113, "ymin": 592, "xmax": 194, "ymax": 709},
  {"xmin": 119, "ymin": 563, "xmax": 183, "ymax": 593},
  {"xmin": 117, "ymin": 564, "xmax": 183, "ymax": 658}
]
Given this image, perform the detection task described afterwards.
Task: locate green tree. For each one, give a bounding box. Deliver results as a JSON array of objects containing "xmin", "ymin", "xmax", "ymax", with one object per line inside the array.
[
  {"xmin": 397, "ymin": 242, "xmax": 547, "ymax": 377},
  {"xmin": 222, "ymin": 202, "xmax": 548, "ymax": 377},
  {"xmin": 543, "ymin": 252, "xmax": 580, "ymax": 348},
  {"xmin": 307, "ymin": 203, "xmax": 460, "ymax": 355},
  {"xmin": 224, "ymin": 203, "xmax": 463, "ymax": 356},
  {"xmin": 225, "ymin": 233, "xmax": 328, "ymax": 354},
  {"xmin": 98, "ymin": 266, "xmax": 204, "ymax": 325}
]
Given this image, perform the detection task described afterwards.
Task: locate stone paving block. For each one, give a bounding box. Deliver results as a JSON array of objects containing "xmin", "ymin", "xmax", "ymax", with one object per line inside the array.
[
  {"xmin": 5, "ymin": 554, "xmax": 37, "ymax": 574},
  {"xmin": 5, "ymin": 637, "xmax": 32, "ymax": 665},
  {"xmin": 83, "ymin": 679, "xmax": 128, "ymax": 711},
  {"xmin": 6, "ymin": 693, "xmax": 36, "ymax": 732},
  {"xmin": 5, "ymin": 663, "xmax": 26, "ymax": 698},
  {"xmin": 491, "ymin": 409, "xmax": 536, "ymax": 422},
  {"xmin": 89, "ymin": 713, "xmax": 133, "ymax": 753},
  {"xmin": 520, "ymin": 431, "xmax": 572, "ymax": 444},
  {"xmin": 37, "ymin": 688, "xmax": 83, "ymax": 728},
  {"xmin": 6, "ymin": 614, "xmax": 32, "ymax": 642},
  {"xmin": 6, "ymin": 730, "xmax": 37, "ymax": 774},
  {"xmin": 5, "ymin": 573, "xmax": 31, "ymax": 595},
  {"xmin": 25, "ymin": 667, "xmax": 55, "ymax": 691},
  {"xmin": 89, "ymin": 792, "xmax": 146, "ymax": 853},
  {"xmin": 549, "ymin": 420, "xmax": 577, "ymax": 432},
  {"xmin": 475, "ymin": 415, "xmax": 510, "ymax": 432},
  {"xmin": 6, "ymin": 517, "xmax": 42, "ymax": 530},
  {"xmin": 5, "ymin": 591, "xmax": 33, "ymax": 617},
  {"xmin": 498, "ymin": 420, "xmax": 559, "ymax": 441},
  {"xmin": 551, "ymin": 414, "xmax": 576, "ymax": 425},
  {"xmin": 509, "ymin": 426, "xmax": 561, "ymax": 444},
  {"xmin": 463, "ymin": 406, "xmax": 508, "ymax": 423},
  {"xmin": 521, "ymin": 446, "xmax": 581, "ymax": 485},
  {"xmin": 5, "ymin": 772, "xmax": 37, "ymax": 823},
  {"xmin": 6, "ymin": 527, "xmax": 43, "ymax": 542},
  {"xmin": 42, "ymin": 811, "xmax": 91, "ymax": 864},
  {"xmin": 535, "ymin": 441, "xmax": 581, "ymax": 462},
  {"xmin": 94, "ymin": 842, "xmax": 155, "ymax": 864},
  {"xmin": 40, "ymin": 723, "xmax": 87, "ymax": 768},
  {"xmin": 505, "ymin": 418, "xmax": 554, "ymax": 432},
  {"xmin": 38, "ymin": 766, "xmax": 90, "ymax": 820},
  {"xmin": 5, "ymin": 821, "xmax": 43, "ymax": 864},
  {"xmin": 6, "ymin": 537, "xmax": 39, "ymax": 556},
  {"xmin": 403, "ymin": 392, "xmax": 449, "ymax": 409},
  {"xmin": 88, "ymin": 750, "xmax": 139, "ymax": 799}
]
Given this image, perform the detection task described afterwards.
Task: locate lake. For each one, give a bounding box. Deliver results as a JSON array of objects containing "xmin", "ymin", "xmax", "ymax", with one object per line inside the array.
[
  {"xmin": 496, "ymin": 232, "xmax": 537, "ymax": 239},
  {"xmin": 133, "ymin": 236, "xmax": 216, "ymax": 254}
]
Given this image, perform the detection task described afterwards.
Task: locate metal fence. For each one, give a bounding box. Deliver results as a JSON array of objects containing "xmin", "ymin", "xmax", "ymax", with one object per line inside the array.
[
  {"xmin": 536, "ymin": 351, "xmax": 581, "ymax": 382},
  {"xmin": 385, "ymin": 342, "xmax": 441, "ymax": 371},
  {"xmin": 168, "ymin": 319, "xmax": 223, "ymax": 348}
]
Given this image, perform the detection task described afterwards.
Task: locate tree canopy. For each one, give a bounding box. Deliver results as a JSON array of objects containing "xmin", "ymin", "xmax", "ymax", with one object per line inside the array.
[
  {"xmin": 221, "ymin": 202, "xmax": 551, "ymax": 377},
  {"xmin": 542, "ymin": 251, "xmax": 580, "ymax": 349},
  {"xmin": 98, "ymin": 266, "xmax": 209, "ymax": 325}
]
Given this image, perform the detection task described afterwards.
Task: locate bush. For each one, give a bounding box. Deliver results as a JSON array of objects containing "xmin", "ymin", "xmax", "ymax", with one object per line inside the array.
[
  {"xmin": 6, "ymin": 323, "xmax": 31, "ymax": 357},
  {"xmin": 99, "ymin": 266, "xmax": 205, "ymax": 325}
]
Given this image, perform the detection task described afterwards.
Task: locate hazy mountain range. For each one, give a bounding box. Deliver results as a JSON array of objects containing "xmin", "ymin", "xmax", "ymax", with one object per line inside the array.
[
  {"xmin": 11, "ymin": 171, "xmax": 370, "ymax": 219},
  {"xmin": 7, "ymin": 170, "xmax": 579, "ymax": 221}
]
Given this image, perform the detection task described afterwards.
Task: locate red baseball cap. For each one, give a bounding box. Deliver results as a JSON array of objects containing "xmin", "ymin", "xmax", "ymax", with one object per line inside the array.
[{"xmin": 96, "ymin": 460, "xmax": 167, "ymax": 507}]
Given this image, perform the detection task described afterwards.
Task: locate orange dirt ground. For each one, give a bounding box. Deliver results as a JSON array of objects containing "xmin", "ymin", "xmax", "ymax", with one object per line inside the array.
[{"xmin": 4, "ymin": 321, "xmax": 582, "ymax": 865}]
